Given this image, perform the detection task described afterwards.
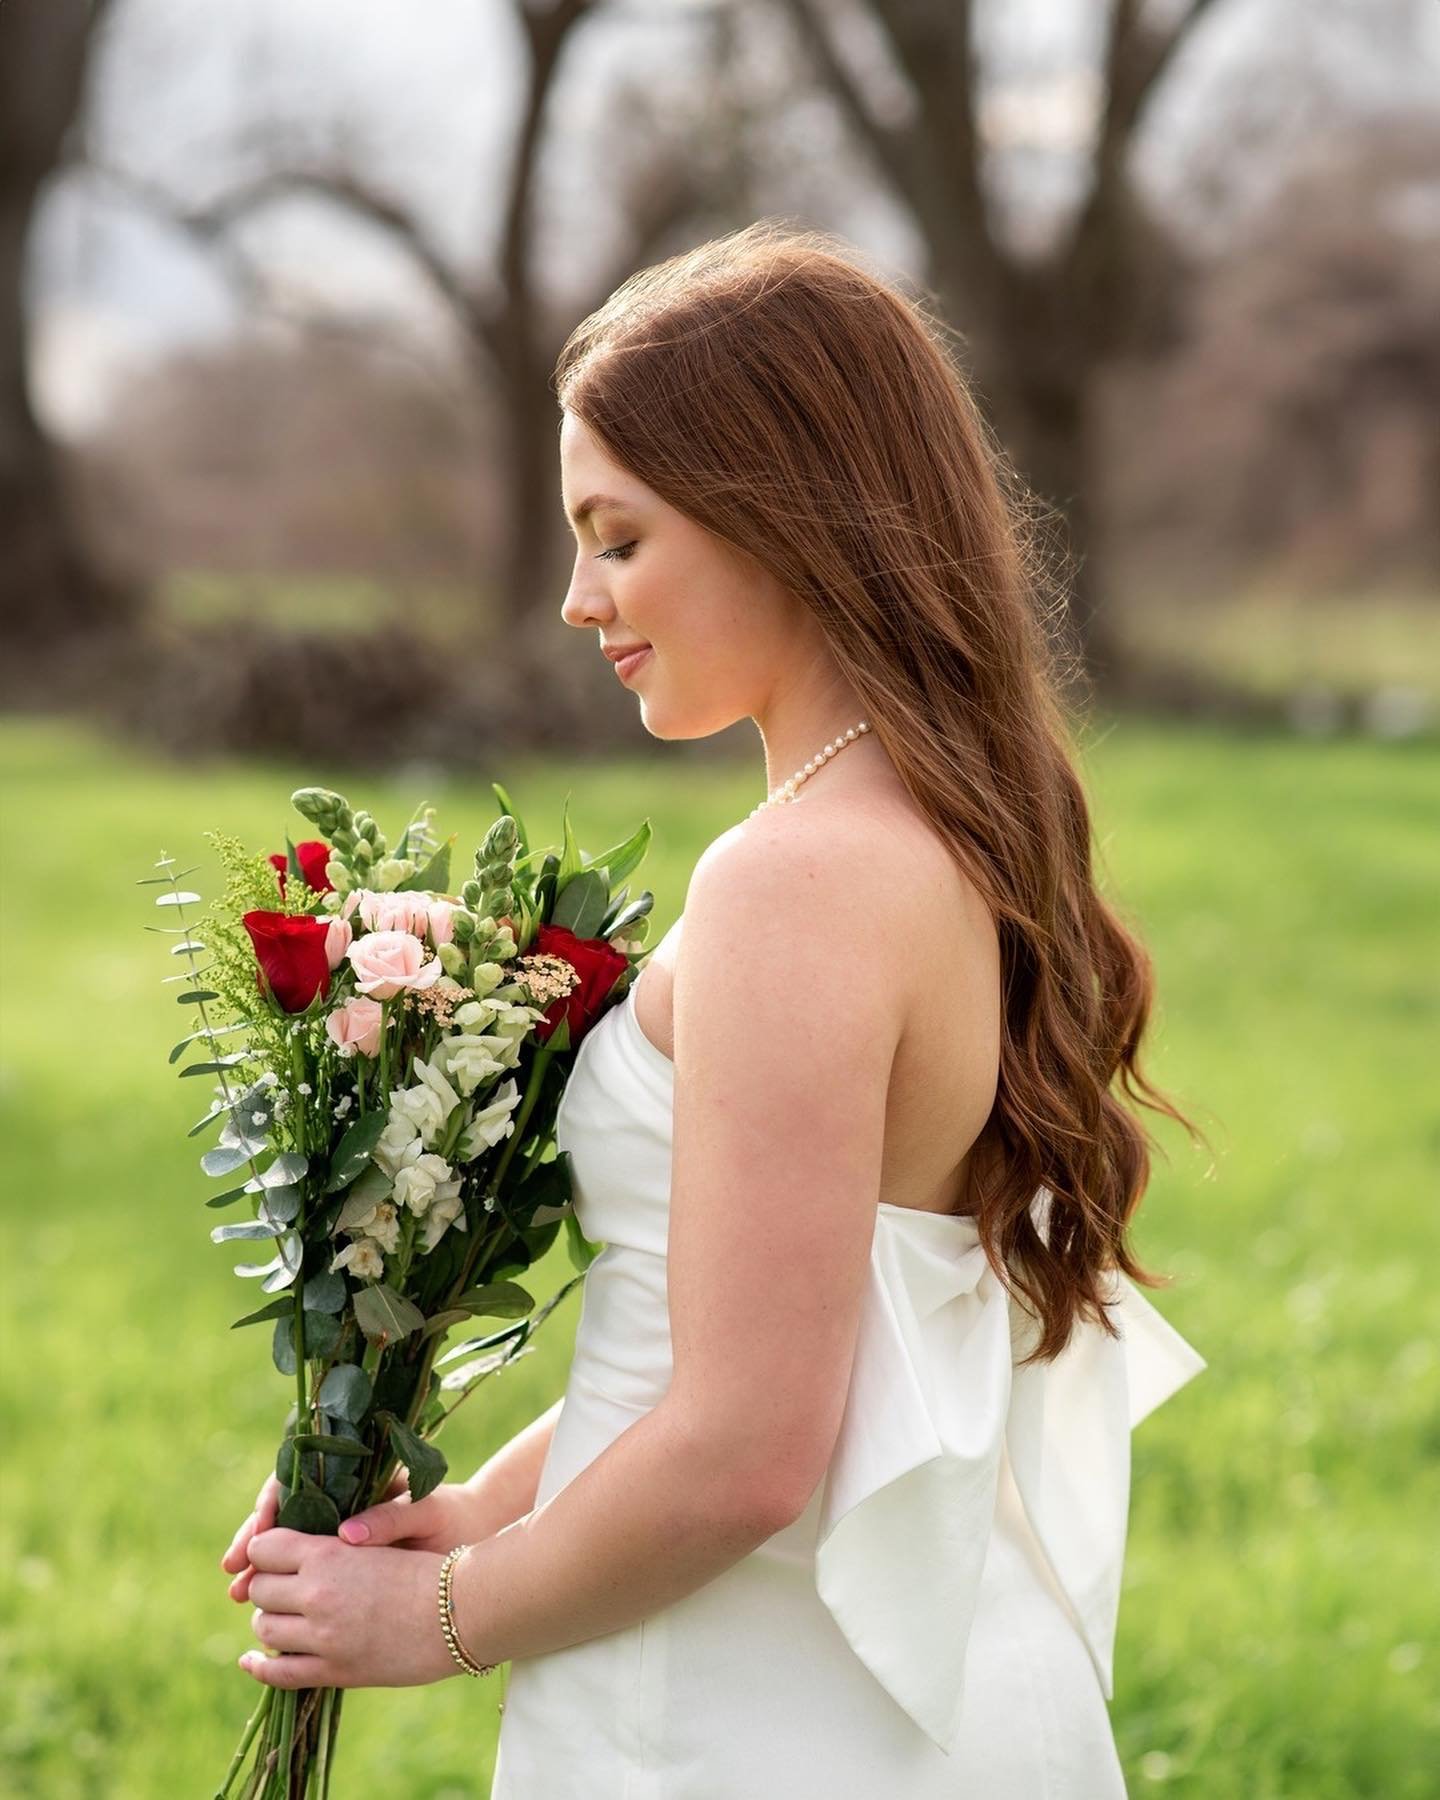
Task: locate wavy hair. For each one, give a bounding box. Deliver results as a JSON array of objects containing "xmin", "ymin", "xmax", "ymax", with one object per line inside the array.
[{"xmin": 553, "ymin": 219, "xmax": 1210, "ymax": 1365}]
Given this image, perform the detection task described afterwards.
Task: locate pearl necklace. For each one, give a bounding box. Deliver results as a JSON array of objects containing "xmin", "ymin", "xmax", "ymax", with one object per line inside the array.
[{"xmin": 749, "ymin": 720, "xmax": 872, "ymax": 817}]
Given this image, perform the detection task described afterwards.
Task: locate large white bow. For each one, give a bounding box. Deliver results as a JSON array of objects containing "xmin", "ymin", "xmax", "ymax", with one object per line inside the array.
[{"xmin": 814, "ymin": 1194, "xmax": 1207, "ymax": 1753}]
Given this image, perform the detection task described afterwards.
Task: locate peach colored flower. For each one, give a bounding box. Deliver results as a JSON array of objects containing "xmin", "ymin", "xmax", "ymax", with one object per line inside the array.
[
  {"xmin": 346, "ymin": 929, "xmax": 445, "ymax": 1000},
  {"xmin": 326, "ymin": 995, "xmax": 384, "ymax": 1059}
]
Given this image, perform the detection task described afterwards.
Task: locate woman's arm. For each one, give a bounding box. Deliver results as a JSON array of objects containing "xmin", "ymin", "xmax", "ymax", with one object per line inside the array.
[
  {"xmin": 463, "ymin": 1397, "xmax": 565, "ymax": 1538},
  {"xmin": 444, "ymin": 821, "xmax": 900, "ymax": 1669}
]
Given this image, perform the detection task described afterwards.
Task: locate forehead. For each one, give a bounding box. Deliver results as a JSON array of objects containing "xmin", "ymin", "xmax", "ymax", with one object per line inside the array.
[{"xmin": 559, "ymin": 414, "xmax": 643, "ymax": 524}]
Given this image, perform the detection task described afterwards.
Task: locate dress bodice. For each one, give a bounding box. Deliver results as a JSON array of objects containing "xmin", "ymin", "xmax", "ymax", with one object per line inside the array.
[{"xmin": 546, "ymin": 931, "xmax": 1208, "ymax": 1754}]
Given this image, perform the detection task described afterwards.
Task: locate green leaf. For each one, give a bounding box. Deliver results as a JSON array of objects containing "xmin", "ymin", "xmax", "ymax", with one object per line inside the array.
[
  {"xmin": 155, "ymin": 891, "xmax": 202, "ymax": 907},
  {"xmin": 376, "ymin": 1412, "xmax": 447, "ymax": 1502},
  {"xmin": 417, "ymin": 1306, "xmax": 476, "ymax": 1341},
  {"xmin": 230, "ymin": 1296, "xmax": 293, "ymax": 1329},
  {"xmin": 180, "ymin": 1053, "xmax": 251, "ymax": 1077},
  {"xmin": 211, "ymin": 1218, "xmax": 285, "ymax": 1244},
  {"xmin": 169, "ymin": 938, "xmax": 206, "ymax": 955},
  {"xmin": 174, "ymin": 989, "xmax": 221, "ymax": 1005},
  {"xmin": 564, "ymin": 1209, "xmax": 603, "ymax": 1272},
  {"xmin": 276, "ymin": 1470, "xmax": 340, "ymax": 1536},
  {"xmin": 297, "ymin": 1308, "xmax": 342, "ymax": 1359},
  {"xmin": 557, "ymin": 794, "xmax": 583, "ymax": 883},
  {"xmin": 290, "ymin": 1432, "xmax": 370, "ymax": 1458},
  {"xmin": 272, "ymin": 1314, "xmax": 297, "ymax": 1375},
  {"xmin": 260, "ymin": 1183, "xmax": 301, "ymax": 1223},
  {"xmin": 607, "ymin": 894, "xmax": 656, "ymax": 939},
  {"xmin": 204, "ymin": 1183, "xmax": 251, "ymax": 1210},
  {"xmin": 353, "ymin": 1282, "xmax": 426, "ymax": 1349},
  {"xmin": 200, "ymin": 1144, "xmax": 254, "ymax": 1178},
  {"xmin": 317, "ymin": 1362, "xmax": 372, "ymax": 1424},
  {"xmin": 187, "ymin": 1103, "xmax": 227, "ymax": 1139},
  {"xmin": 303, "ymin": 1271, "xmax": 348, "ymax": 1314},
  {"xmin": 591, "ymin": 817, "xmax": 653, "ymax": 890},
  {"xmin": 453, "ymin": 1279, "xmax": 536, "ymax": 1319},
  {"xmin": 551, "ymin": 867, "xmax": 609, "ymax": 939},
  {"xmin": 324, "ymin": 1111, "xmax": 389, "ymax": 1194},
  {"xmin": 259, "ymin": 1151, "xmax": 308, "ymax": 1187},
  {"xmin": 396, "ymin": 837, "xmax": 454, "ymax": 894}
]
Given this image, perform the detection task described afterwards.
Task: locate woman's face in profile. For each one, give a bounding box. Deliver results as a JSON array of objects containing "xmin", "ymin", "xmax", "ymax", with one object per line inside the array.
[{"xmin": 558, "ymin": 409, "xmax": 803, "ymax": 741}]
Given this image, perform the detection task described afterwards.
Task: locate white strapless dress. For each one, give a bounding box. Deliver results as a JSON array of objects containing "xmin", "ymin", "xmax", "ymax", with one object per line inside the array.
[{"xmin": 490, "ymin": 925, "xmax": 1206, "ymax": 1797}]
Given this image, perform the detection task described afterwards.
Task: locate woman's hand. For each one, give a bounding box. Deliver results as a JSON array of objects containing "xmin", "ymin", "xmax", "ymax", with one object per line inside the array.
[
  {"xmin": 239, "ymin": 1527, "xmax": 463, "ymax": 1690},
  {"xmin": 220, "ymin": 1466, "xmax": 410, "ymax": 1604}
]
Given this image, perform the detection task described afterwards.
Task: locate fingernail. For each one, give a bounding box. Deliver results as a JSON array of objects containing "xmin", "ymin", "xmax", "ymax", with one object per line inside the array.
[{"xmin": 340, "ymin": 1519, "xmax": 368, "ymax": 1543}]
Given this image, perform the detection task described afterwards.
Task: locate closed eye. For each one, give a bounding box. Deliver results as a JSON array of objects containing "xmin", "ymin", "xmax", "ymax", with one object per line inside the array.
[{"xmin": 596, "ymin": 542, "xmax": 636, "ymax": 562}]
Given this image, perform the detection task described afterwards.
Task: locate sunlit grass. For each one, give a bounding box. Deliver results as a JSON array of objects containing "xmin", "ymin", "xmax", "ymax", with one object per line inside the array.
[{"xmin": 1, "ymin": 712, "xmax": 1435, "ymax": 1796}]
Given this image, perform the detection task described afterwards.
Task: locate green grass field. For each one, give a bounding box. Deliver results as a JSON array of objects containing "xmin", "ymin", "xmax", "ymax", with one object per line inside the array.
[{"xmin": 1, "ymin": 712, "xmax": 1436, "ymax": 1797}]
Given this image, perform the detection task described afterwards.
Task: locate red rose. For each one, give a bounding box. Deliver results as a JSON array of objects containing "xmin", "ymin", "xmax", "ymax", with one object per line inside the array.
[
  {"xmin": 243, "ymin": 909, "xmax": 334, "ymax": 1013},
  {"xmin": 533, "ymin": 923, "xmax": 631, "ymax": 1048},
  {"xmin": 268, "ymin": 840, "xmax": 334, "ymax": 900}
]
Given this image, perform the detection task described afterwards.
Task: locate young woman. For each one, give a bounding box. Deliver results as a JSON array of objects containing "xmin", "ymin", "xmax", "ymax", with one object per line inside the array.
[{"xmin": 222, "ymin": 220, "xmax": 1207, "ymax": 1795}]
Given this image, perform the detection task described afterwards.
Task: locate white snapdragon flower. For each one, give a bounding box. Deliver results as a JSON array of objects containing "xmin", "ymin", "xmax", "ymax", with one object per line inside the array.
[
  {"xmin": 434, "ymin": 1031, "xmax": 511, "ymax": 1099},
  {"xmin": 329, "ymin": 1237, "xmax": 384, "ymax": 1281},
  {"xmin": 419, "ymin": 1188, "xmax": 467, "ymax": 1253},
  {"xmin": 372, "ymin": 1111, "xmax": 421, "ymax": 1178},
  {"xmin": 456, "ymin": 1077, "xmax": 522, "ymax": 1159},
  {"xmin": 392, "ymin": 1152, "xmax": 461, "ymax": 1219},
  {"xmin": 389, "ymin": 1057, "xmax": 462, "ymax": 1148}
]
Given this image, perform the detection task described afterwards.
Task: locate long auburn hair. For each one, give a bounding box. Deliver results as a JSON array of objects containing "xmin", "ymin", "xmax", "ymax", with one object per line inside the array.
[{"xmin": 553, "ymin": 219, "xmax": 1210, "ymax": 1365}]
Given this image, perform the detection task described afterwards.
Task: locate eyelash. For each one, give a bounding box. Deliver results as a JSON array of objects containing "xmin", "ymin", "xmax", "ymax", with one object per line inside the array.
[{"xmin": 596, "ymin": 542, "xmax": 636, "ymax": 562}]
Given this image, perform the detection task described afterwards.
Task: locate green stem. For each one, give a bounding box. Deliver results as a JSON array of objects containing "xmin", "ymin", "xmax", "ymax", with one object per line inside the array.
[{"xmin": 216, "ymin": 1685, "xmax": 276, "ymax": 1799}]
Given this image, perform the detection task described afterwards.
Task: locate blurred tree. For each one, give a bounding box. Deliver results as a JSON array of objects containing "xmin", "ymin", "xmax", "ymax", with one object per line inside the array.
[
  {"xmin": 0, "ymin": 0, "xmax": 140, "ymax": 654},
  {"xmin": 781, "ymin": 0, "xmax": 1218, "ymax": 684},
  {"xmin": 86, "ymin": 0, "xmax": 734, "ymax": 650}
]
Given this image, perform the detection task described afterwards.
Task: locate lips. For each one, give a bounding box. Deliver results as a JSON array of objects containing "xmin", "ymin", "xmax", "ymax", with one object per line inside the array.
[{"xmin": 602, "ymin": 643, "xmax": 651, "ymax": 662}]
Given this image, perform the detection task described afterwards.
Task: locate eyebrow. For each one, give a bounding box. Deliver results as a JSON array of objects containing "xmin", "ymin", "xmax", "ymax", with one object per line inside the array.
[{"xmin": 565, "ymin": 492, "xmax": 631, "ymax": 528}]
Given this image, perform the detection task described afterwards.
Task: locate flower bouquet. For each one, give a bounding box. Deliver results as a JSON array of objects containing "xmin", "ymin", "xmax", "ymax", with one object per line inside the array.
[{"xmin": 141, "ymin": 782, "xmax": 653, "ymax": 1798}]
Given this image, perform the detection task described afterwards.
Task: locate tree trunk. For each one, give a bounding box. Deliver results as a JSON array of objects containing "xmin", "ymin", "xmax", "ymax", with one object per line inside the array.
[{"xmin": 0, "ymin": 0, "xmax": 140, "ymax": 655}]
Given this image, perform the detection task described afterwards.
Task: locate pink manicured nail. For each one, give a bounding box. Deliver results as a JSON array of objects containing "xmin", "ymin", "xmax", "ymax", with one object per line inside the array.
[{"xmin": 340, "ymin": 1520, "xmax": 368, "ymax": 1543}]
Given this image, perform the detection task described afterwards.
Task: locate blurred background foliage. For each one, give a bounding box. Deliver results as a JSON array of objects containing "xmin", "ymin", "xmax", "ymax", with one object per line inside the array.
[{"xmin": 1, "ymin": 0, "xmax": 1437, "ymax": 1793}]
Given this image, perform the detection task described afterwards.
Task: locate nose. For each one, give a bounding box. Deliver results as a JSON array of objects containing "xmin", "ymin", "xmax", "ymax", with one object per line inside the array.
[{"xmin": 560, "ymin": 549, "xmax": 614, "ymax": 632}]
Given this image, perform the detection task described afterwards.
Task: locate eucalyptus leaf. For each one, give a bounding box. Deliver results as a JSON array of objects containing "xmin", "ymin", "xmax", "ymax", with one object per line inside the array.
[
  {"xmin": 259, "ymin": 1231, "xmax": 303, "ymax": 1293},
  {"xmin": 377, "ymin": 1412, "xmax": 447, "ymax": 1502},
  {"xmin": 317, "ymin": 1362, "xmax": 372, "ymax": 1425},
  {"xmin": 276, "ymin": 1471, "xmax": 340, "ymax": 1536},
  {"xmin": 261, "ymin": 1183, "xmax": 301, "ymax": 1223},
  {"xmin": 272, "ymin": 1315, "xmax": 297, "ymax": 1375},
  {"xmin": 259, "ymin": 1152, "xmax": 308, "ymax": 1187},
  {"xmin": 211, "ymin": 1218, "xmax": 285, "ymax": 1244},
  {"xmin": 175, "ymin": 990, "xmax": 221, "ymax": 1005},
  {"xmin": 155, "ymin": 891, "xmax": 202, "ymax": 907},
  {"xmin": 169, "ymin": 939, "xmax": 206, "ymax": 955},
  {"xmin": 297, "ymin": 1308, "xmax": 342, "ymax": 1358},
  {"xmin": 303, "ymin": 1271, "xmax": 348, "ymax": 1314},
  {"xmin": 200, "ymin": 1144, "xmax": 253, "ymax": 1178},
  {"xmin": 187, "ymin": 1103, "xmax": 227, "ymax": 1138}
]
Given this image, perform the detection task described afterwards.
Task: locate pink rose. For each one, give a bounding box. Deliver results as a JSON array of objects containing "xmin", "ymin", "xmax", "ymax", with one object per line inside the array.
[
  {"xmin": 425, "ymin": 900, "xmax": 457, "ymax": 947},
  {"xmin": 324, "ymin": 917, "xmax": 353, "ymax": 970},
  {"xmin": 346, "ymin": 928, "xmax": 445, "ymax": 1000},
  {"xmin": 341, "ymin": 889, "xmax": 427, "ymax": 935},
  {"xmin": 326, "ymin": 995, "xmax": 384, "ymax": 1059}
]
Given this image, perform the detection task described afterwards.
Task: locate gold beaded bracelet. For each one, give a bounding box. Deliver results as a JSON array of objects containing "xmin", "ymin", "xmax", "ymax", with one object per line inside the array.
[{"xmin": 437, "ymin": 1544, "xmax": 498, "ymax": 1679}]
